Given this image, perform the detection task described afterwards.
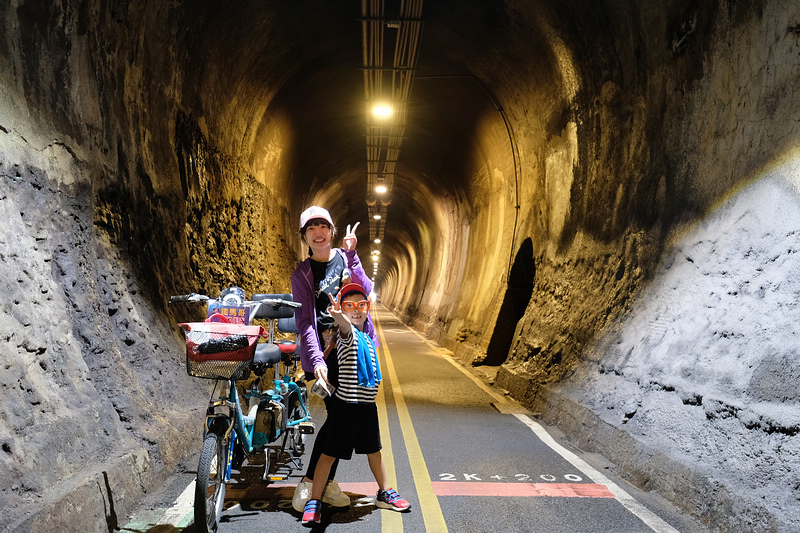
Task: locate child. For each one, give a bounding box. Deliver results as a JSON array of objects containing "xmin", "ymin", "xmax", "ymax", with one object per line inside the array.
[{"xmin": 301, "ymin": 283, "xmax": 411, "ymax": 526}]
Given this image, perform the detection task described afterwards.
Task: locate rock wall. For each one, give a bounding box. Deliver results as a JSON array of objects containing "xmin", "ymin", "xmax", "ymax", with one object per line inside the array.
[
  {"xmin": 382, "ymin": 1, "xmax": 800, "ymax": 530},
  {"xmin": 0, "ymin": 2, "xmax": 299, "ymax": 530}
]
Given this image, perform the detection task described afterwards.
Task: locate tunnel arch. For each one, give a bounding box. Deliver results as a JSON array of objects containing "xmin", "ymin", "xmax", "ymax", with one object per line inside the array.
[{"xmin": 2, "ymin": 2, "xmax": 800, "ymax": 531}]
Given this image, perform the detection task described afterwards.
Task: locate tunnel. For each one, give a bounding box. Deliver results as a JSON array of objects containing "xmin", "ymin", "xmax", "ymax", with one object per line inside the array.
[{"xmin": 2, "ymin": 0, "xmax": 800, "ymax": 531}]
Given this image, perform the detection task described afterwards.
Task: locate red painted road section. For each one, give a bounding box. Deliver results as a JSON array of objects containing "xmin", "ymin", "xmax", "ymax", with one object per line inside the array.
[
  {"xmin": 431, "ymin": 482, "xmax": 615, "ymax": 498},
  {"xmin": 226, "ymin": 482, "xmax": 614, "ymax": 499}
]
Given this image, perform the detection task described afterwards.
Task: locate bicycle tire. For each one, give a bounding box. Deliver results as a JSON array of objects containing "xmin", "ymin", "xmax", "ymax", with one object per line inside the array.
[
  {"xmin": 195, "ymin": 432, "xmax": 227, "ymax": 533},
  {"xmin": 288, "ymin": 386, "xmax": 308, "ymax": 457}
]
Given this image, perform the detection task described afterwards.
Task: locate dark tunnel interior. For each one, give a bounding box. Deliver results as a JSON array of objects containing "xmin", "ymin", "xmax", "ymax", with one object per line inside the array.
[{"xmin": 2, "ymin": 1, "xmax": 800, "ymax": 531}]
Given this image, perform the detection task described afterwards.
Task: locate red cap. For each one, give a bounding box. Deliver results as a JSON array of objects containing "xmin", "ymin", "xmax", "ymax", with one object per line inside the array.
[{"xmin": 338, "ymin": 283, "xmax": 367, "ymax": 300}]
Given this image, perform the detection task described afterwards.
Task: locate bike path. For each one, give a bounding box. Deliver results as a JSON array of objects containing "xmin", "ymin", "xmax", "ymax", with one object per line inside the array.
[{"xmin": 122, "ymin": 305, "xmax": 701, "ymax": 533}]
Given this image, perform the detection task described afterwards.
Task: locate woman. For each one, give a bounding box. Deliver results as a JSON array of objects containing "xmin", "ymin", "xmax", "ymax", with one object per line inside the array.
[{"xmin": 290, "ymin": 205, "xmax": 378, "ymax": 512}]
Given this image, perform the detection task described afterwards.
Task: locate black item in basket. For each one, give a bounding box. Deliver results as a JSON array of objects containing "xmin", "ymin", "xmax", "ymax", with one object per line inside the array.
[{"xmin": 197, "ymin": 334, "xmax": 250, "ymax": 355}]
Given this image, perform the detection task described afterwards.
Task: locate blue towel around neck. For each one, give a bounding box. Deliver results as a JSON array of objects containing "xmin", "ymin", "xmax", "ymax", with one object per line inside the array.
[{"xmin": 353, "ymin": 327, "xmax": 382, "ymax": 387}]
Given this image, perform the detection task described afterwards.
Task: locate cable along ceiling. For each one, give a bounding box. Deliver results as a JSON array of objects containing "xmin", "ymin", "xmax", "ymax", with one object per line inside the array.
[{"xmin": 360, "ymin": 0, "xmax": 424, "ymax": 281}]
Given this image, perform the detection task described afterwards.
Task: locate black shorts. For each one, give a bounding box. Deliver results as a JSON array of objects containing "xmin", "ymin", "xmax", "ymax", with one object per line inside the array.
[{"xmin": 318, "ymin": 396, "xmax": 381, "ymax": 460}]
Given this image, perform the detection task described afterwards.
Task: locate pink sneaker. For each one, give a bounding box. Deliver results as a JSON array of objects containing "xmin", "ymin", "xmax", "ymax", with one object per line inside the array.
[
  {"xmin": 301, "ymin": 499, "xmax": 322, "ymax": 526},
  {"xmin": 376, "ymin": 488, "xmax": 411, "ymax": 511}
]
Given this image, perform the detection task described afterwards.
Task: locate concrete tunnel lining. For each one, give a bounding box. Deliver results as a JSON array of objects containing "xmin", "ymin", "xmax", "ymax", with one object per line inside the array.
[{"xmin": 2, "ymin": 1, "xmax": 800, "ymax": 531}]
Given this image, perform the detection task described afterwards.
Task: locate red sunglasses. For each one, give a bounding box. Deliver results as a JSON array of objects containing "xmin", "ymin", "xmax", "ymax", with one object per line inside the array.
[{"xmin": 341, "ymin": 300, "xmax": 370, "ymax": 312}]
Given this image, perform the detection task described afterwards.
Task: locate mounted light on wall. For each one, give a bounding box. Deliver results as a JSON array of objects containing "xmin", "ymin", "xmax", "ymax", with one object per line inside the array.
[
  {"xmin": 375, "ymin": 185, "xmax": 388, "ymax": 194},
  {"xmin": 373, "ymin": 214, "xmax": 382, "ymax": 220}
]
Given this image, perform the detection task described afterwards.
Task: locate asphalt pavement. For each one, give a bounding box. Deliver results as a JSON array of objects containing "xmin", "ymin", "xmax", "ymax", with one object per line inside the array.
[{"xmin": 122, "ymin": 306, "xmax": 708, "ymax": 533}]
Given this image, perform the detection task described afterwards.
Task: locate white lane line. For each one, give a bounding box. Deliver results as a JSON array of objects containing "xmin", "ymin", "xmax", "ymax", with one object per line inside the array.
[
  {"xmin": 514, "ymin": 414, "xmax": 680, "ymax": 533},
  {"xmin": 386, "ymin": 312, "xmax": 679, "ymax": 532}
]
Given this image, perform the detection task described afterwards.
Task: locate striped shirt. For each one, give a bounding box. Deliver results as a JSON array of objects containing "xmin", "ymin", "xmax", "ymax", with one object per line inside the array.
[{"xmin": 334, "ymin": 328, "xmax": 380, "ymax": 404}]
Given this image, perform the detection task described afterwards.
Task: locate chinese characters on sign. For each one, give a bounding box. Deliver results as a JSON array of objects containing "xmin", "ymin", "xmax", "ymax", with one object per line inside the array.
[{"xmin": 207, "ymin": 305, "xmax": 250, "ymax": 325}]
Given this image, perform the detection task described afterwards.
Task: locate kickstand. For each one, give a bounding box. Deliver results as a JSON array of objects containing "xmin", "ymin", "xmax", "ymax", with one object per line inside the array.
[{"xmin": 280, "ymin": 430, "xmax": 304, "ymax": 470}]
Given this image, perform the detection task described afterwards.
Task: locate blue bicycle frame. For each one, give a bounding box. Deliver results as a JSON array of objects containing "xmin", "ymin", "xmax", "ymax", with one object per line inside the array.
[{"xmin": 203, "ymin": 375, "xmax": 312, "ymax": 483}]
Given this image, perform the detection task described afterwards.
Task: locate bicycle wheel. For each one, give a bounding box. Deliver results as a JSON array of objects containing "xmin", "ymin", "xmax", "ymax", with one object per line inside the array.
[
  {"xmin": 195, "ymin": 432, "xmax": 227, "ymax": 533},
  {"xmin": 288, "ymin": 385, "xmax": 308, "ymax": 457}
]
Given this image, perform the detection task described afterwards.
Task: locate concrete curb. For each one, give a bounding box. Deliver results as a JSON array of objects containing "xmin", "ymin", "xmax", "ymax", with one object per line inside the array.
[{"xmin": 519, "ymin": 380, "xmax": 790, "ymax": 533}]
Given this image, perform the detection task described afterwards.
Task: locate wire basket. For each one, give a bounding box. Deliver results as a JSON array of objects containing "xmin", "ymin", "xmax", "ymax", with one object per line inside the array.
[{"xmin": 179, "ymin": 322, "xmax": 266, "ymax": 380}]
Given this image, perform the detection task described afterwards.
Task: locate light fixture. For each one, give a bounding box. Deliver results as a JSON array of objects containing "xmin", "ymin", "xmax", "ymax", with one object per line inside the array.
[
  {"xmin": 375, "ymin": 185, "xmax": 387, "ymax": 194},
  {"xmin": 372, "ymin": 104, "xmax": 393, "ymax": 118},
  {"xmin": 374, "ymin": 238, "xmax": 381, "ymax": 243},
  {"xmin": 373, "ymin": 214, "xmax": 381, "ymax": 220},
  {"xmin": 372, "ymin": 256, "xmax": 379, "ymax": 262}
]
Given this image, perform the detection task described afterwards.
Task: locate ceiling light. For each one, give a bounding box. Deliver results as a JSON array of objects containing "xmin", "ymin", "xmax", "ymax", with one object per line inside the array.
[
  {"xmin": 374, "ymin": 238, "xmax": 381, "ymax": 243},
  {"xmin": 375, "ymin": 185, "xmax": 387, "ymax": 194},
  {"xmin": 373, "ymin": 214, "xmax": 381, "ymax": 220},
  {"xmin": 372, "ymin": 104, "xmax": 393, "ymax": 118},
  {"xmin": 372, "ymin": 256, "xmax": 379, "ymax": 262}
]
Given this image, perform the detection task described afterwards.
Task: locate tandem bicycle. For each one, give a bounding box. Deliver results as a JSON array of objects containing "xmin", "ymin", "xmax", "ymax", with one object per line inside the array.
[{"xmin": 169, "ymin": 287, "xmax": 314, "ymax": 532}]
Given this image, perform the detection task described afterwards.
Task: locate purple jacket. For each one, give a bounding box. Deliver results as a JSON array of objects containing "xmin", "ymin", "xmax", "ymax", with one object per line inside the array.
[{"xmin": 290, "ymin": 248, "xmax": 378, "ymax": 374}]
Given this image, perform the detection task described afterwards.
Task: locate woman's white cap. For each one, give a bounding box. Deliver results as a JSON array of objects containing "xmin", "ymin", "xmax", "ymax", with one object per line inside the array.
[{"xmin": 299, "ymin": 206, "xmax": 333, "ymax": 230}]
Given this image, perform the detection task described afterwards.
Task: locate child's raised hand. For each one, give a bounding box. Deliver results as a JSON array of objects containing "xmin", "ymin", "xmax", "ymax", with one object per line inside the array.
[
  {"xmin": 328, "ymin": 292, "xmax": 344, "ymax": 320},
  {"xmin": 327, "ymin": 291, "xmax": 351, "ymax": 333}
]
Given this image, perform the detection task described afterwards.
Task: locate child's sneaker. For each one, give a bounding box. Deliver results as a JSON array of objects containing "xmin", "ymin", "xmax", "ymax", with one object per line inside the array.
[
  {"xmin": 376, "ymin": 488, "xmax": 411, "ymax": 511},
  {"xmin": 301, "ymin": 498, "xmax": 322, "ymax": 526}
]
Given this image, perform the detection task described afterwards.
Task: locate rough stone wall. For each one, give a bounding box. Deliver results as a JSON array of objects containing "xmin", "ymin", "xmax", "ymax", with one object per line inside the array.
[
  {"xmin": 491, "ymin": 1, "xmax": 800, "ymax": 530},
  {"xmin": 0, "ymin": 2, "xmax": 298, "ymax": 530},
  {"xmin": 381, "ymin": 1, "xmax": 800, "ymax": 529}
]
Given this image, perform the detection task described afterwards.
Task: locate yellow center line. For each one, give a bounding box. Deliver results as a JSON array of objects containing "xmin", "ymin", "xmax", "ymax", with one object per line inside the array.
[
  {"xmin": 374, "ymin": 311, "xmax": 403, "ymax": 532},
  {"xmin": 375, "ymin": 309, "xmax": 449, "ymax": 532}
]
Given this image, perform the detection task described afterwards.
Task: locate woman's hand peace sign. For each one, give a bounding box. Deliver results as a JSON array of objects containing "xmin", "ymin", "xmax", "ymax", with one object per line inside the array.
[{"xmin": 342, "ymin": 222, "xmax": 360, "ymax": 251}]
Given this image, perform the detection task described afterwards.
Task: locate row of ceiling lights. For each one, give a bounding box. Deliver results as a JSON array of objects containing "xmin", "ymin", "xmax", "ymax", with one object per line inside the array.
[{"xmin": 359, "ymin": 0, "xmax": 425, "ymax": 282}]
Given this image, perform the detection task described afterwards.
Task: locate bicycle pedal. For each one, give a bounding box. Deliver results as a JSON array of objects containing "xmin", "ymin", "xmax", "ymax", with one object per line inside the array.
[{"xmin": 298, "ymin": 421, "xmax": 315, "ymax": 434}]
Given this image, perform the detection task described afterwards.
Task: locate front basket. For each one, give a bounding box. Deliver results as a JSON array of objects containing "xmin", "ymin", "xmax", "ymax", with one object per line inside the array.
[{"xmin": 179, "ymin": 322, "xmax": 266, "ymax": 380}]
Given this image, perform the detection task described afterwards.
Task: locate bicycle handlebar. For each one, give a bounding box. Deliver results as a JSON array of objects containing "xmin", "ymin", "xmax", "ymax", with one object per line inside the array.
[
  {"xmin": 253, "ymin": 298, "xmax": 302, "ymax": 309},
  {"xmin": 169, "ymin": 293, "xmax": 210, "ymax": 304},
  {"xmin": 168, "ymin": 293, "xmax": 301, "ymax": 309}
]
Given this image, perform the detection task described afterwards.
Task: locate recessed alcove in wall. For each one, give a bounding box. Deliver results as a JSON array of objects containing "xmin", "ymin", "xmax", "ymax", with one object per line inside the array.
[{"xmin": 481, "ymin": 237, "xmax": 535, "ymax": 366}]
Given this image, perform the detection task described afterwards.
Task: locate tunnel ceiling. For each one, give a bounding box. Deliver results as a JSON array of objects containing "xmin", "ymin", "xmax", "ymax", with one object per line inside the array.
[{"xmin": 179, "ymin": 0, "xmax": 563, "ymax": 275}]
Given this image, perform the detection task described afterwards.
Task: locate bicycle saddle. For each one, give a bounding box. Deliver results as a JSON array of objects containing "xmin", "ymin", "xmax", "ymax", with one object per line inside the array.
[
  {"xmin": 254, "ymin": 342, "xmax": 282, "ymax": 365},
  {"xmin": 277, "ymin": 317, "xmax": 297, "ymax": 354}
]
